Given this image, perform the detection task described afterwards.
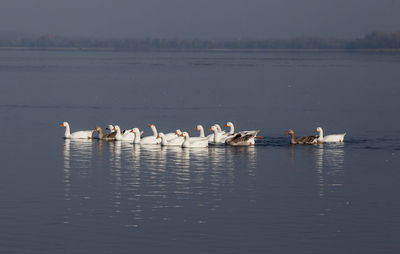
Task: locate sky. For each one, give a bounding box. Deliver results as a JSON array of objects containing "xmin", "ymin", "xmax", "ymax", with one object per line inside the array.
[{"xmin": 0, "ymin": 0, "xmax": 399, "ymax": 39}]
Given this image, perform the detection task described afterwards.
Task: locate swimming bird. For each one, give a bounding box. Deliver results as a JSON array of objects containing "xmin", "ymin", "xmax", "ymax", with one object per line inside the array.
[
  {"xmin": 209, "ymin": 125, "xmax": 233, "ymax": 144},
  {"xmin": 93, "ymin": 126, "xmax": 116, "ymax": 140},
  {"xmin": 60, "ymin": 122, "xmax": 93, "ymax": 139},
  {"xmin": 314, "ymin": 127, "xmax": 346, "ymax": 143},
  {"xmin": 130, "ymin": 124, "xmax": 160, "ymax": 145},
  {"xmin": 157, "ymin": 132, "xmax": 184, "ymax": 146},
  {"xmin": 180, "ymin": 132, "xmax": 208, "ymax": 148},
  {"xmin": 195, "ymin": 125, "xmax": 214, "ymax": 141},
  {"xmin": 225, "ymin": 131, "xmax": 260, "ymax": 146},
  {"xmin": 285, "ymin": 129, "xmax": 318, "ymax": 145},
  {"xmin": 224, "ymin": 121, "xmax": 260, "ymax": 145}
]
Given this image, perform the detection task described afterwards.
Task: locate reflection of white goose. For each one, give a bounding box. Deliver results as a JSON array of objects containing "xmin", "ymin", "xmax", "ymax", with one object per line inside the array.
[
  {"xmin": 157, "ymin": 132, "xmax": 184, "ymax": 146},
  {"xmin": 314, "ymin": 127, "xmax": 346, "ymax": 143},
  {"xmin": 61, "ymin": 122, "xmax": 93, "ymax": 139},
  {"xmin": 180, "ymin": 132, "xmax": 208, "ymax": 148}
]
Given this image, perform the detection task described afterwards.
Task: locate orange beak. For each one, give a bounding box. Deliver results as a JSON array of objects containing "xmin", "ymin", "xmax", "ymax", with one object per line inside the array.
[
  {"xmin": 194, "ymin": 127, "xmax": 198, "ymax": 130},
  {"xmin": 156, "ymin": 135, "xmax": 160, "ymax": 139},
  {"xmin": 93, "ymin": 128, "xmax": 97, "ymax": 131},
  {"xmin": 314, "ymin": 129, "xmax": 318, "ymax": 132},
  {"xmin": 148, "ymin": 124, "xmax": 152, "ymax": 127},
  {"xmin": 60, "ymin": 123, "xmax": 64, "ymax": 127},
  {"xmin": 179, "ymin": 133, "xmax": 183, "ymax": 136},
  {"xmin": 285, "ymin": 131, "xmax": 289, "ymax": 135},
  {"xmin": 209, "ymin": 127, "xmax": 212, "ymax": 131},
  {"xmin": 175, "ymin": 131, "xmax": 178, "ymax": 135},
  {"xmin": 224, "ymin": 124, "xmax": 228, "ymax": 127},
  {"xmin": 130, "ymin": 129, "xmax": 134, "ymax": 133},
  {"xmin": 113, "ymin": 127, "xmax": 116, "ymax": 130},
  {"xmin": 256, "ymin": 136, "xmax": 263, "ymax": 139}
]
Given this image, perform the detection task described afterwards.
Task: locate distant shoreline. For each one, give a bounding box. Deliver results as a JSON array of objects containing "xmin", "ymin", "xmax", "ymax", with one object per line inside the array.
[{"xmin": 1, "ymin": 46, "xmax": 400, "ymax": 53}]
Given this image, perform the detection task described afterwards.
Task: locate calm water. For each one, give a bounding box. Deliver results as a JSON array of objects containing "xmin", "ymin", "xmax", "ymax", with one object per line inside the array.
[{"xmin": 0, "ymin": 50, "xmax": 399, "ymax": 253}]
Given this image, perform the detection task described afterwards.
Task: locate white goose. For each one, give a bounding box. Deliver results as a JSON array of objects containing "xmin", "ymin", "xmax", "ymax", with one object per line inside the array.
[
  {"xmin": 60, "ymin": 122, "xmax": 93, "ymax": 139},
  {"xmin": 132, "ymin": 124, "xmax": 160, "ymax": 145},
  {"xmin": 157, "ymin": 132, "xmax": 184, "ymax": 146},
  {"xmin": 112, "ymin": 125, "xmax": 123, "ymax": 141},
  {"xmin": 314, "ymin": 127, "xmax": 346, "ymax": 143},
  {"xmin": 194, "ymin": 125, "xmax": 214, "ymax": 142},
  {"xmin": 209, "ymin": 125, "xmax": 233, "ymax": 144},
  {"xmin": 180, "ymin": 132, "xmax": 208, "ymax": 148},
  {"xmin": 106, "ymin": 125, "xmax": 115, "ymax": 133},
  {"xmin": 164, "ymin": 129, "xmax": 180, "ymax": 141},
  {"xmin": 224, "ymin": 122, "xmax": 260, "ymax": 145},
  {"xmin": 119, "ymin": 128, "xmax": 137, "ymax": 141}
]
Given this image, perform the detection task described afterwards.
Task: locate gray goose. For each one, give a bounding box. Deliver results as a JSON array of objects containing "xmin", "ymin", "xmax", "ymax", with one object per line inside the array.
[
  {"xmin": 225, "ymin": 130, "xmax": 260, "ymax": 146},
  {"xmin": 285, "ymin": 129, "xmax": 318, "ymax": 145},
  {"xmin": 93, "ymin": 126, "xmax": 117, "ymax": 140}
]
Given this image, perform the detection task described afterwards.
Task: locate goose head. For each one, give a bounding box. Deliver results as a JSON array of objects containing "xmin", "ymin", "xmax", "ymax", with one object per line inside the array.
[
  {"xmin": 175, "ymin": 129, "xmax": 182, "ymax": 136},
  {"xmin": 224, "ymin": 122, "xmax": 233, "ymax": 128},
  {"xmin": 314, "ymin": 127, "xmax": 322, "ymax": 132},
  {"xmin": 113, "ymin": 125, "xmax": 121, "ymax": 133},
  {"xmin": 179, "ymin": 132, "xmax": 189, "ymax": 138},
  {"xmin": 194, "ymin": 125, "xmax": 203, "ymax": 131},
  {"xmin": 209, "ymin": 125, "xmax": 218, "ymax": 133},
  {"xmin": 93, "ymin": 126, "xmax": 102, "ymax": 132},
  {"xmin": 60, "ymin": 122, "xmax": 69, "ymax": 127},
  {"xmin": 285, "ymin": 129, "xmax": 294, "ymax": 136},
  {"xmin": 130, "ymin": 128, "xmax": 141, "ymax": 135},
  {"xmin": 157, "ymin": 132, "xmax": 165, "ymax": 139}
]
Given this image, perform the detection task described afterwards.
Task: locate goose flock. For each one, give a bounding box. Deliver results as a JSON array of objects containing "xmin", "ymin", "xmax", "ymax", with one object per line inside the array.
[
  {"xmin": 60, "ymin": 122, "xmax": 346, "ymax": 146},
  {"xmin": 60, "ymin": 121, "xmax": 261, "ymax": 147}
]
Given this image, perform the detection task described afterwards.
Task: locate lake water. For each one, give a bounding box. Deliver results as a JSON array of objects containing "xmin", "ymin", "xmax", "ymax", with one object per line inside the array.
[{"xmin": 0, "ymin": 49, "xmax": 399, "ymax": 253}]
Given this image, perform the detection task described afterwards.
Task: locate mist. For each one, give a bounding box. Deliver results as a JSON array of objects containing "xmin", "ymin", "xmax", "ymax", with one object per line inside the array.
[{"xmin": 1, "ymin": 0, "xmax": 399, "ymax": 39}]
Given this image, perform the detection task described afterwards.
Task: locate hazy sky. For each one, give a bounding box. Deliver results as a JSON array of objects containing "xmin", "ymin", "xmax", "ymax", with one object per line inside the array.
[{"xmin": 1, "ymin": 0, "xmax": 399, "ymax": 39}]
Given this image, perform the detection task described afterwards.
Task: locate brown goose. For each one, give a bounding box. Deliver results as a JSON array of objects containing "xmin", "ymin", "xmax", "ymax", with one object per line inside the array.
[
  {"xmin": 285, "ymin": 129, "xmax": 318, "ymax": 145},
  {"xmin": 93, "ymin": 126, "xmax": 117, "ymax": 140}
]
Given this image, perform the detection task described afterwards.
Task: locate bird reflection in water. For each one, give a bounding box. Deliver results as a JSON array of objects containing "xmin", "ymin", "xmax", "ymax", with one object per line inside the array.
[
  {"xmin": 61, "ymin": 141, "xmax": 258, "ymax": 226},
  {"xmin": 62, "ymin": 139, "xmax": 93, "ymax": 224},
  {"xmin": 314, "ymin": 143, "xmax": 345, "ymax": 197}
]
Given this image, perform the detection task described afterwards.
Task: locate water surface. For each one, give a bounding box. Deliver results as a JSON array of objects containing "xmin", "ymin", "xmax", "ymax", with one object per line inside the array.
[{"xmin": 0, "ymin": 50, "xmax": 399, "ymax": 253}]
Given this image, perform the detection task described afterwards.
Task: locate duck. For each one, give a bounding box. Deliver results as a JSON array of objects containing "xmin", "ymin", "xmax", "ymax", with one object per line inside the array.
[
  {"xmin": 224, "ymin": 121, "xmax": 260, "ymax": 145},
  {"xmin": 93, "ymin": 126, "xmax": 116, "ymax": 140},
  {"xmin": 194, "ymin": 125, "xmax": 214, "ymax": 141},
  {"xmin": 60, "ymin": 122, "xmax": 93, "ymax": 139},
  {"xmin": 285, "ymin": 129, "xmax": 318, "ymax": 145},
  {"xmin": 157, "ymin": 132, "xmax": 184, "ymax": 146},
  {"xmin": 180, "ymin": 132, "xmax": 208, "ymax": 148},
  {"xmin": 130, "ymin": 124, "xmax": 160, "ymax": 145},
  {"xmin": 209, "ymin": 125, "xmax": 233, "ymax": 144},
  {"xmin": 314, "ymin": 127, "xmax": 346, "ymax": 143}
]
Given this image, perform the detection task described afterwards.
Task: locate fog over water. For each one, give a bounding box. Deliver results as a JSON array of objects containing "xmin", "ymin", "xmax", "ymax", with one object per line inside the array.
[{"xmin": 1, "ymin": 0, "xmax": 400, "ymax": 38}]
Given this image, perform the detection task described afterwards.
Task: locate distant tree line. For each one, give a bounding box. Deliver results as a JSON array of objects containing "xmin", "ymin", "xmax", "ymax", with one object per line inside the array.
[{"xmin": 0, "ymin": 31, "xmax": 400, "ymax": 50}]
